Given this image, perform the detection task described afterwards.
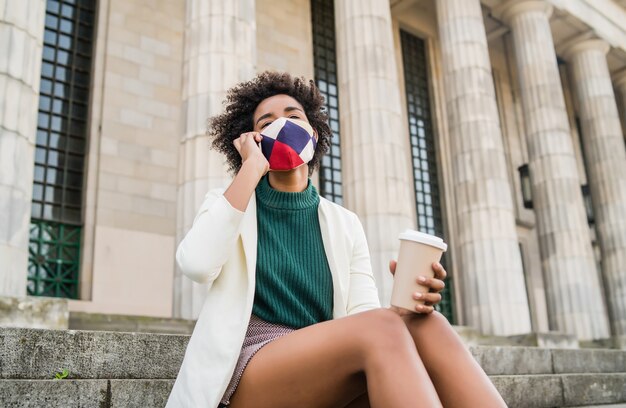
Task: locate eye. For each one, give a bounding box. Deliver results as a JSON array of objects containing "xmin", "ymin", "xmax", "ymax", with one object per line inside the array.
[
  {"xmin": 260, "ymin": 121, "xmax": 272, "ymax": 129},
  {"xmin": 289, "ymin": 115, "xmax": 300, "ymax": 119}
]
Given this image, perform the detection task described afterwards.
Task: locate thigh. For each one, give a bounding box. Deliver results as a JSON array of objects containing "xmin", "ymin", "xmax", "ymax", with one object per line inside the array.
[
  {"xmin": 228, "ymin": 309, "xmax": 391, "ymax": 408},
  {"xmin": 344, "ymin": 393, "xmax": 370, "ymax": 408}
]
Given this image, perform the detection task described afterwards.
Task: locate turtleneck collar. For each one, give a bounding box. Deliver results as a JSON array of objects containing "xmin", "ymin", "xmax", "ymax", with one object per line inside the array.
[{"xmin": 255, "ymin": 175, "xmax": 319, "ymax": 210}]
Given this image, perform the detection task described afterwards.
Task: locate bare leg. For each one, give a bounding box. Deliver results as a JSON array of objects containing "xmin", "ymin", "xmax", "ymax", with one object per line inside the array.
[
  {"xmin": 344, "ymin": 393, "xmax": 370, "ymax": 408},
  {"xmin": 401, "ymin": 311, "xmax": 507, "ymax": 407},
  {"xmin": 228, "ymin": 309, "xmax": 442, "ymax": 408}
]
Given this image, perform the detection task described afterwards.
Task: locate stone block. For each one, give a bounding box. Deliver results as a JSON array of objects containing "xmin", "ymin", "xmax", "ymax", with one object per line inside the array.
[
  {"xmin": 139, "ymin": 36, "xmax": 171, "ymax": 56},
  {"xmin": 562, "ymin": 374, "xmax": 626, "ymax": 406},
  {"xmin": 110, "ymin": 379, "xmax": 174, "ymax": 406},
  {"xmin": 470, "ymin": 346, "xmax": 553, "ymax": 375},
  {"xmin": 490, "ymin": 375, "xmax": 563, "ymax": 408},
  {"xmin": 0, "ymin": 296, "xmax": 68, "ymax": 330},
  {"xmin": 552, "ymin": 349, "xmax": 626, "ymax": 374},
  {"xmin": 0, "ymin": 327, "xmax": 187, "ymax": 379},
  {"xmin": 0, "ymin": 379, "xmax": 108, "ymax": 407},
  {"xmin": 119, "ymin": 108, "xmax": 153, "ymax": 129}
]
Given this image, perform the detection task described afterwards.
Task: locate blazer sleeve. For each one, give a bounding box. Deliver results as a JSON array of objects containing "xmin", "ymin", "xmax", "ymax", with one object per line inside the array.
[
  {"xmin": 346, "ymin": 212, "xmax": 381, "ymax": 315},
  {"xmin": 175, "ymin": 189, "xmax": 246, "ymax": 285}
]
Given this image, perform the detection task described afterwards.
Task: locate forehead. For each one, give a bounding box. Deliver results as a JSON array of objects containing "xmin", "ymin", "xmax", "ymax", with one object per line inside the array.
[{"xmin": 253, "ymin": 94, "xmax": 304, "ymax": 119}]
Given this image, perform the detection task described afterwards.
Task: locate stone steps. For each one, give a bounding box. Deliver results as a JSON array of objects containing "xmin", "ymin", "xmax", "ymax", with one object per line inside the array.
[
  {"xmin": 1, "ymin": 327, "xmax": 625, "ymax": 407},
  {"xmin": 1, "ymin": 375, "xmax": 624, "ymax": 408}
]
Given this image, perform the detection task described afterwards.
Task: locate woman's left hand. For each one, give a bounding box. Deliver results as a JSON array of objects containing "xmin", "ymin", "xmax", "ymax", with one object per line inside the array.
[{"xmin": 388, "ymin": 260, "xmax": 447, "ymax": 315}]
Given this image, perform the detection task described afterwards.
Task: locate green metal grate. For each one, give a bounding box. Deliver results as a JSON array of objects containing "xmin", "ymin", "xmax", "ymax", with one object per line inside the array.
[
  {"xmin": 28, "ymin": 220, "xmax": 81, "ymax": 298},
  {"xmin": 400, "ymin": 30, "xmax": 455, "ymax": 323},
  {"xmin": 311, "ymin": 0, "xmax": 343, "ymax": 205}
]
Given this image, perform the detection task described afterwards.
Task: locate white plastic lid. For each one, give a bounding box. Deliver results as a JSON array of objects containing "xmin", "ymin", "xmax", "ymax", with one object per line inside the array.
[{"xmin": 398, "ymin": 229, "xmax": 447, "ymax": 252}]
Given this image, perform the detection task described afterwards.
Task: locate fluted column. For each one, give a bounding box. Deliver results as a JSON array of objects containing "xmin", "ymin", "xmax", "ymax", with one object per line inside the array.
[
  {"xmin": 436, "ymin": 0, "xmax": 531, "ymax": 335},
  {"xmin": 0, "ymin": 1, "xmax": 46, "ymax": 296},
  {"xmin": 335, "ymin": 0, "xmax": 415, "ymax": 305},
  {"xmin": 175, "ymin": 0, "xmax": 256, "ymax": 319},
  {"xmin": 496, "ymin": 0, "xmax": 610, "ymax": 340},
  {"xmin": 562, "ymin": 39, "xmax": 626, "ymax": 338}
]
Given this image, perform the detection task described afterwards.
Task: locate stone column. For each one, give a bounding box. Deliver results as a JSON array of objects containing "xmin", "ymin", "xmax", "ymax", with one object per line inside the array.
[
  {"xmin": 335, "ymin": 0, "xmax": 415, "ymax": 305},
  {"xmin": 175, "ymin": 0, "xmax": 256, "ymax": 319},
  {"xmin": 616, "ymin": 71, "xmax": 626, "ymax": 139},
  {"xmin": 562, "ymin": 39, "xmax": 626, "ymax": 339},
  {"xmin": 0, "ymin": 1, "xmax": 46, "ymax": 297},
  {"xmin": 495, "ymin": 0, "xmax": 610, "ymax": 340},
  {"xmin": 436, "ymin": 0, "xmax": 531, "ymax": 335}
]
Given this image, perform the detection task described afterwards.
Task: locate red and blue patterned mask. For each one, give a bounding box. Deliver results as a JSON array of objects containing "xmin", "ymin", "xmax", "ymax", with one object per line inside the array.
[{"xmin": 260, "ymin": 117, "xmax": 318, "ymax": 171}]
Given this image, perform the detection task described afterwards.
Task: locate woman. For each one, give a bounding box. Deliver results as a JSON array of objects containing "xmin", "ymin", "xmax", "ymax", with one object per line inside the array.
[{"xmin": 166, "ymin": 72, "xmax": 507, "ymax": 408}]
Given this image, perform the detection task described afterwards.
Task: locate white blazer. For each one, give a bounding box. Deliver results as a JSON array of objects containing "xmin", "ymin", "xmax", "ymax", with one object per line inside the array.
[{"xmin": 165, "ymin": 188, "xmax": 381, "ymax": 408}]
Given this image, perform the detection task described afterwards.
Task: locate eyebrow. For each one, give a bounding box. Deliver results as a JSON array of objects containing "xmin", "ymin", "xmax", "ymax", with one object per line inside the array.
[{"xmin": 255, "ymin": 106, "xmax": 304, "ymax": 126}]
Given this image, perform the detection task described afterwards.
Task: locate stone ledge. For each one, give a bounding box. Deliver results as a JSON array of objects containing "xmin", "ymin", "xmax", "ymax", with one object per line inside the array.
[
  {"xmin": 491, "ymin": 374, "xmax": 626, "ymax": 408},
  {"xmin": 470, "ymin": 345, "xmax": 553, "ymax": 375},
  {"xmin": 2, "ymin": 327, "xmax": 625, "ymax": 380},
  {"xmin": 0, "ymin": 379, "xmax": 173, "ymax": 408},
  {"xmin": 0, "ymin": 296, "xmax": 68, "ymax": 330},
  {"xmin": 0, "ymin": 327, "xmax": 186, "ymax": 380},
  {"xmin": 1, "ymin": 375, "xmax": 624, "ymax": 407},
  {"xmin": 508, "ymin": 331, "xmax": 579, "ymax": 349},
  {"xmin": 562, "ymin": 374, "xmax": 626, "ymax": 406},
  {"xmin": 491, "ymin": 374, "xmax": 563, "ymax": 408},
  {"xmin": 553, "ymin": 349, "xmax": 626, "ymax": 374},
  {"xmin": 0, "ymin": 379, "xmax": 109, "ymax": 407},
  {"xmin": 69, "ymin": 311, "xmax": 196, "ymax": 335}
]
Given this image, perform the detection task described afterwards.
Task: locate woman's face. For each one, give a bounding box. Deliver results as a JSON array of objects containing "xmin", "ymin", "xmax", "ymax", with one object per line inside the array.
[{"xmin": 252, "ymin": 94, "xmax": 310, "ymax": 133}]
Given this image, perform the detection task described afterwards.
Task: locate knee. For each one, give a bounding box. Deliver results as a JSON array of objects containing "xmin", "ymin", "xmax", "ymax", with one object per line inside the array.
[
  {"xmin": 405, "ymin": 310, "xmax": 455, "ymax": 337},
  {"xmin": 357, "ymin": 309, "xmax": 414, "ymax": 352}
]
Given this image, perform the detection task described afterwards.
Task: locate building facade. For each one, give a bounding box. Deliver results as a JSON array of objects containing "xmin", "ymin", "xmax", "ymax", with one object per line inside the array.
[{"xmin": 1, "ymin": 0, "xmax": 626, "ymax": 344}]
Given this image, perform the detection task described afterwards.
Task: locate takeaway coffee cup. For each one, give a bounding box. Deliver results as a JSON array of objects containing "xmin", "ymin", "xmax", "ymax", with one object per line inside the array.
[{"xmin": 390, "ymin": 230, "xmax": 448, "ymax": 312}]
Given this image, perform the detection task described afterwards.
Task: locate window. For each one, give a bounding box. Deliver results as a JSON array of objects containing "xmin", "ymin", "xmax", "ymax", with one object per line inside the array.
[
  {"xmin": 28, "ymin": 0, "xmax": 97, "ymax": 298},
  {"xmin": 400, "ymin": 30, "xmax": 454, "ymax": 322},
  {"xmin": 311, "ymin": 0, "xmax": 343, "ymax": 204}
]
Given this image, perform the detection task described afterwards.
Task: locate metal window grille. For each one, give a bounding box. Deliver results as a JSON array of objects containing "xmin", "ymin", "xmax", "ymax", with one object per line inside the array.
[
  {"xmin": 28, "ymin": 0, "xmax": 97, "ymax": 298},
  {"xmin": 400, "ymin": 30, "xmax": 455, "ymax": 323},
  {"xmin": 311, "ymin": 0, "xmax": 343, "ymax": 205}
]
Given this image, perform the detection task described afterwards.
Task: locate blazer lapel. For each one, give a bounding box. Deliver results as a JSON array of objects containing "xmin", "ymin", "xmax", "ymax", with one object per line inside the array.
[
  {"xmin": 318, "ymin": 199, "xmax": 347, "ymax": 318},
  {"xmin": 241, "ymin": 194, "xmax": 258, "ymax": 292}
]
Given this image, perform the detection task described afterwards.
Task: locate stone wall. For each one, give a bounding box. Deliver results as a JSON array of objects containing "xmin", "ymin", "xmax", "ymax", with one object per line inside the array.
[{"xmin": 69, "ymin": 0, "xmax": 184, "ymax": 317}]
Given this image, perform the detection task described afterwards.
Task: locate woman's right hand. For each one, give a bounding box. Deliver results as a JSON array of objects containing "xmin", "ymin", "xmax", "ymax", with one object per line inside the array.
[{"xmin": 233, "ymin": 132, "xmax": 269, "ymax": 179}]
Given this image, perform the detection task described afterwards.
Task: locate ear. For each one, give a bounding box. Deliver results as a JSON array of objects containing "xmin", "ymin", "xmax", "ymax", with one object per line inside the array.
[{"xmin": 312, "ymin": 128, "xmax": 319, "ymax": 142}]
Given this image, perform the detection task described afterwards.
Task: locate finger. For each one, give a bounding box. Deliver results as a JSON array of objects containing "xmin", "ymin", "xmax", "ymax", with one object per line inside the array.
[
  {"xmin": 416, "ymin": 276, "xmax": 445, "ymax": 292},
  {"xmin": 412, "ymin": 292, "xmax": 442, "ymax": 305},
  {"xmin": 240, "ymin": 133, "xmax": 250, "ymax": 145},
  {"xmin": 233, "ymin": 138, "xmax": 242, "ymax": 152},
  {"xmin": 414, "ymin": 303, "xmax": 434, "ymax": 314},
  {"xmin": 432, "ymin": 262, "xmax": 447, "ymax": 280},
  {"xmin": 388, "ymin": 260, "xmax": 397, "ymax": 276}
]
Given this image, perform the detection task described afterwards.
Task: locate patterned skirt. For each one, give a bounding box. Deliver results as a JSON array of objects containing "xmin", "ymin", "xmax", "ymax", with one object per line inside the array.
[{"xmin": 219, "ymin": 314, "xmax": 295, "ymax": 406}]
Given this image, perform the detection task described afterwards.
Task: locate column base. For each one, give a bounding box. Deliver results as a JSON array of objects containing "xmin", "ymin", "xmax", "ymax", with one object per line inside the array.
[
  {"xmin": 508, "ymin": 332, "xmax": 579, "ymax": 349},
  {"xmin": 0, "ymin": 296, "xmax": 68, "ymax": 330},
  {"xmin": 580, "ymin": 336, "xmax": 626, "ymax": 350},
  {"xmin": 454, "ymin": 326, "xmax": 580, "ymax": 348},
  {"xmin": 613, "ymin": 335, "xmax": 626, "ymax": 350}
]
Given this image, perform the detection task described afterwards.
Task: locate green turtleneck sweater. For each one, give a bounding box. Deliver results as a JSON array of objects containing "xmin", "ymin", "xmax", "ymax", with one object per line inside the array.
[{"xmin": 252, "ymin": 175, "xmax": 334, "ymax": 329}]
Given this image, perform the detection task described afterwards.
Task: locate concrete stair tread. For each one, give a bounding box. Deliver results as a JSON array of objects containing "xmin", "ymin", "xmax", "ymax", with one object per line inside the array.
[
  {"xmin": 3, "ymin": 327, "xmax": 625, "ymax": 379},
  {"xmin": 1, "ymin": 375, "xmax": 625, "ymax": 408},
  {"xmin": 2, "ymin": 327, "xmax": 625, "ymax": 407}
]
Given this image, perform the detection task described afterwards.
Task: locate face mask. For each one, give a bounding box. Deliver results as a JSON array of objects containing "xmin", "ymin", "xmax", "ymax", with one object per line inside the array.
[{"xmin": 260, "ymin": 117, "xmax": 318, "ymax": 171}]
